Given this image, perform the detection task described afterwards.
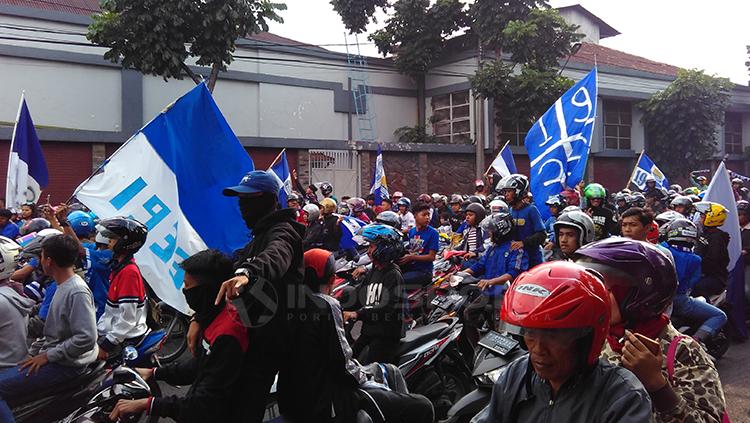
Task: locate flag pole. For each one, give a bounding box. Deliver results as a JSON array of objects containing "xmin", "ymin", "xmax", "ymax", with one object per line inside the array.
[
  {"xmin": 5, "ymin": 92, "xmax": 25, "ymax": 209},
  {"xmin": 484, "ymin": 140, "xmax": 510, "ymax": 176},
  {"xmin": 625, "ymin": 149, "xmax": 645, "ymax": 190},
  {"xmin": 267, "ymin": 148, "xmax": 286, "ymax": 171}
]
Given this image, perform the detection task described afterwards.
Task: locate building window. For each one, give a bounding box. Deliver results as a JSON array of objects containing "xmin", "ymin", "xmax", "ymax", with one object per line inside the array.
[
  {"xmin": 603, "ymin": 100, "xmax": 632, "ymax": 150},
  {"xmin": 499, "ymin": 118, "xmax": 531, "ymax": 147},
  {"xmin": 725, "ymin": 113, "xmax": 743, "ymax": 155},
  {"xmin": 431, "ymin": 91, "xmax": 471, "ymax": 144}
]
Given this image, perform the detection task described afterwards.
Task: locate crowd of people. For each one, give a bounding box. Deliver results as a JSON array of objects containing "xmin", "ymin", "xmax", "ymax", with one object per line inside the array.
[{"xmin": 0, "ymin": 164, "xmax": 745, "ymax": 422}]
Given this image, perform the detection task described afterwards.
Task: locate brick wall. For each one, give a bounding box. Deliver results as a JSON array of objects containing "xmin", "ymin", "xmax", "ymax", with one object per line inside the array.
[
  {"xmin": 0, "ymin": 140, "xmax": 94, "ymax": 204},
  {"xmin": 592, "ymin": 157, "xmax": 635, "ymax": 191}
]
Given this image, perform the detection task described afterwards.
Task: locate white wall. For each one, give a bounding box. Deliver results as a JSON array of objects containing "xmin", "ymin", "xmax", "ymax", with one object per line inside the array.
[
  {"xmin": 369, "ymin": 94, "xmax": 417, "ymax": 141},
  {"xmin": 259, "ymin": 85, "xmax": 347, "ymax": 140},
  {"xmin": 558, "ymin": 9, "xmax": 600, "ymax": 44},
  {"xmin": 426, "ymin": 58, "xmax": 475, "ymax": 90},
  {"xmin": 0, "ymin": 56, "xmax": 121, "ymax": 131}
]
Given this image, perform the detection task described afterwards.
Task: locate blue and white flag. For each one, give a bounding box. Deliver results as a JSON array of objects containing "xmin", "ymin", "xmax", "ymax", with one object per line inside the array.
[
  {"xmin": 338, "ymin": 214, "xmax": 367, "ymax": 250},
  {"xmin": 704, "ymin": 162, "xmax": 747, "ymax": 338},
  {"xmin": 525, "ymin": 68, "xmax": 597, "ymax": 220},
  {"xmin": 75, "ymin": 84, "xmax": 254, "ymax": 314},
  {"xmin": 270, "ymin": 150, "xmax": 292, "ymax": 205},
  {"xmin": 490, "ymin": 141, "xmax": 517, "ymax": 178},
  {"xmin": 370, "ymin": 144, "xmax": 389, "ymax": 206},
  {"xmin": 630, "ymin": 151, "xmax": 669, "ymax": 190},
  {"xmin": 5, "ymin": 95, "xmax": 48, "ymax": 209}
]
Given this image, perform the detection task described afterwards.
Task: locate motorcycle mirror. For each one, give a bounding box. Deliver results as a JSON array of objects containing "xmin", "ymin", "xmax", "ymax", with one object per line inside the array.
[
  {"xmin": 123, "ymin": 346, "xmax": 139, "ymax": 363},
  {"xmin": 112, "ymin": 367, "xmax": 137, "ymax": 385}
]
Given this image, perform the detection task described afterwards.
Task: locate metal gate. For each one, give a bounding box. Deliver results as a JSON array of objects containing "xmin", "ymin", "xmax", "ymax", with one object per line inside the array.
[{"xmin": 309, "ymin": 149, "xmax": 360, "ymax": 199}]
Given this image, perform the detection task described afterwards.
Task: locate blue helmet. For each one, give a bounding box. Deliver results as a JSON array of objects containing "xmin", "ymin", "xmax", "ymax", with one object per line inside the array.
[
  {"xmin": 222, "ymin": 170, "xmax": 281, "ymax": 197},
  {"xmin": 360, "ymin": 224, "xmax": 404, "ymax": 263},
  {"xmin": 68, "ymin": 210, "xmax": 95, "ymax": 237}
]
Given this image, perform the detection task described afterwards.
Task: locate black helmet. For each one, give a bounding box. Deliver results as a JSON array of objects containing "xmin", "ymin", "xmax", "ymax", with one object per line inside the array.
[
  {"xmin": 627, "ymin": 192, "xmax": 646, "ymax": 208},
  {"xmin": 737, "ymin": 200, "xmax": 750, "ymax": 215},
  {"xmin": 665, "ymin": 218, "xmax": 698, "ymax": 248},
  {"xmin": 320, "ymin": 182, "xmax": 333, "ymax": 196},
  {"xmin": 669, "ymin": 184, "xmax": 683, "ymax": 193},
  {"xmin": 480, "ymin": 212, "xmax": 514, "ymax": 244},
  {"xmin": 496, "ymin": 174, "xmax": 529, "ymax": 201},
  {"xmin": 96, "ymin": 217, "xmax": 148, "ymax": 255},
  {"xmin": 449, "ymin": 194, "xmax": 462, "ymax": 205},
  {"xmin": 465, "ymin": 202, "xmax": 487, "ymax": 222},
  {"xmin": 670, "ymin": 195, "xmax": 692, "ymax": 210},
  {"xmin": 467, "ymin": 195, "xmax": 484, "ymax": 205},
  {"xmin": 545, "ymin": 194, "xmax": 567, "ymax": 209}
]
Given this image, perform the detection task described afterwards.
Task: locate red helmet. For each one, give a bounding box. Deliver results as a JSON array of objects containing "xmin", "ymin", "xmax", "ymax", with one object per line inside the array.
[
  {"xmin": 303, "ymin": 249, "xmax": 335, "ymax": 290},
  {"xmin": 560, "ymin": 188, "xmax": 581, "ymax": 207},
  {"xmin": 501, "ymin": 261, "xmax": 611, "ymax": 366}
]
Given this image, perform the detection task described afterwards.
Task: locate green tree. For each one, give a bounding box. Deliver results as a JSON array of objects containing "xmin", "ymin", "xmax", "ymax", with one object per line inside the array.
[
  {"xmin": 87, "ymin": 0, "xmax": 286, "ymax": 92},
  {"xmin": 331, "ymin": 0, "xmax": 389, "ymax": 34},
  {"xmin": 470, "ymin": 4, "xmax": 582, "ymax": 126},
  {"xmin": 640, "ymin": 69, "xmax": 732, "ymax": 178}
]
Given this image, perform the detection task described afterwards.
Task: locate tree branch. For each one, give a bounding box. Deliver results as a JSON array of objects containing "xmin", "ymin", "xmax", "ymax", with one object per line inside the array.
[
  {"xmin": 181, "ymin": 62, "xmax": 202, "ymax": 85},
  {"xmin": 207, "ymin": 63, "xmax": 221, "ymax": 93}
]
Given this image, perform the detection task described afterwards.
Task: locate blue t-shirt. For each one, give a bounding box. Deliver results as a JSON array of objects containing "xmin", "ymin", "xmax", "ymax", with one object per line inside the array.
[
  {"xmin": 83, "ymin": 242, "xmax": 113, "ymax": 319},
  {"xmin": 406, "ymin": 225, "xmax": 440, "ymax": 273},
  {"xmin": 544, "ymin": 216, "xmax": 557, "ymax": 241},
  {"xmin": 470, "ymin": 241, "xmax": 529, "ymax": 297},
  {"xmin": 662, "ymin": 243, "xmax": 701, "ymax": 295},
  {"xmin": 511, "ymin": 204, "xmax": 545, "ymax": 266},
  {"xmin": 38, "ymin": 280, "xmax": 56, "ymax": 320},
  {"xmin": 1, "ymin": 222, "xmax": 19, "ymax": 239}
]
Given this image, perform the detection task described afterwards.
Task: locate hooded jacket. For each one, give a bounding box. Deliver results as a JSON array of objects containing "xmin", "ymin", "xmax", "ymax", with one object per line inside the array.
[
  {"xmin": 472, "ymin": 355, "xmax": 652, "ymax": 423},
  {"xmin": 695, "ymin": 227, "xmax": 729, "ymax": 283},
  {"xmin": 0, "ymin": 284, "xmax": 35, "ymax": 368}
]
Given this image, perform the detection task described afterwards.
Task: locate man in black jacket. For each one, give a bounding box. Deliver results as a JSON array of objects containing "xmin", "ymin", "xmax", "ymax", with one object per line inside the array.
[
  {"xmin": 109, "ymin": 249, "xmax": 246, "ymax": 422},
  {"xmin": 214, "ymin": 170, "xmax": 305, "ymax": 422}
]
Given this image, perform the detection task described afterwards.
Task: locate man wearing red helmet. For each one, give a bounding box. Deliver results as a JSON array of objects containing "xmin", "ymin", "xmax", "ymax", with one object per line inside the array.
[{"xmin": 473, "ymin": 261, "xmax": 651, "ymax": 422}]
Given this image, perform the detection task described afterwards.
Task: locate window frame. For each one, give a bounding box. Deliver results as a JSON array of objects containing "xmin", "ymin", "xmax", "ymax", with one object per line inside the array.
[
  {"xmin": 430, "ymin": 90, "xmax": 472, "ymax": 144},
  {"xmin": 724, "ymin": 112, "xmax": 743, "ymax": 155},
  {"xmin": 603, "ymin": 100, "xmax": 633, "ymax": 151}
]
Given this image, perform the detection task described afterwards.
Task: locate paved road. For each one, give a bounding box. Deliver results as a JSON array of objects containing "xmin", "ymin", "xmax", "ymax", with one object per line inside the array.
[{"xmin": 717, "ymin": 339, "xmax": 750, "ymax": 421}]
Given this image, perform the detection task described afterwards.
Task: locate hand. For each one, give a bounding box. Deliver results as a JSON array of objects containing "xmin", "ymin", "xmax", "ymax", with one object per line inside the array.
[
  {"xmin": 352, "ymin": 266, "xmax": 367, "ymax": 279},
  {"xmin": 398, "ymin": 254, "xmax": 414, "ymax": 265},
  {"xmin": 510, "ymin": 241, "xmax": 523, "ymax": 251},
  {"xmin": 19, "ymin": 353, "xmax": 48, "ymax": 376},
  {"xmin": 465, "ymin": 252, "xmax": 477, "ymax": 259},
  {"xmin": 343, "ymin": 311, "xmax": 358, "ymax": 321},
  {"xmin": 544, "ymin": 242, "xmax": 554, "ymax": 251},
  {"xmin": 621, "ymin": 330, "xmax": 666, "ymax": 392},
  {"xmin": 135, "ymin": 368, "xmax": 153, "ymax": 381},
  {"xmin": 477, "ymin": 279, "xmax": 493, "ymax": 290},
  {"xmin": 97, "ymin": 348, "xmax": 109, "ymax": 361},
  {"xmin": 215, "ymin": 275, "xmax": 250, "ymax": 305},
  {"xmin": 109, "ymin": 398, "xmax": 150, "ymax": 421},
  {"xmin": 54, "ymin": 203, "xmax": 69, "ymax": 221},
  {"xmin": 187, "ymin": 320, "xmax": 201, "ymax": 356},
  {"xmin": 337, "ymin": 216, "xmax": 344, "ymax": 224}
]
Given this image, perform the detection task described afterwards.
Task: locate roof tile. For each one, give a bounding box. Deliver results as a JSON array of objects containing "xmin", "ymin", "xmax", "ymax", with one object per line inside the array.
[{"xmin": 571, "ymin": 42, "xmax": 680, "ymax": 77}]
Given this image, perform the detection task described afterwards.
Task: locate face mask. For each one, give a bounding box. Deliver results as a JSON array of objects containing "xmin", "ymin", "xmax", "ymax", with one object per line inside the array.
[
  {"xmin": 183, "ymin": 284, "xmax": 220, "ymax": 319},
  {"xmin": 239, "ymin": 195, "xmax": 276, "ymax": 229}
]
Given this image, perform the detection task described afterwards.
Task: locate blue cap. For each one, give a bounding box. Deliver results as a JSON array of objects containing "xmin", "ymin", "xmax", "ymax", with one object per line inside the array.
[{"xmin": 223, "ymin": 170, "xmax": 281, "ymax": 197}]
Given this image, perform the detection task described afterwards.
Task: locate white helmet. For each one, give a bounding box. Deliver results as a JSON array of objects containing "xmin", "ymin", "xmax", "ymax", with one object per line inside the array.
[
  {"xmin": 0, "ymin": 236, "xmax": 21, "ymax": 280},
  {"xmin": 489, "ymin": 199, "xmax": 509, "ymax": 214},
  {"xmin": 303, "ymin": 204, "xmax": 321, "ymax": 223}
]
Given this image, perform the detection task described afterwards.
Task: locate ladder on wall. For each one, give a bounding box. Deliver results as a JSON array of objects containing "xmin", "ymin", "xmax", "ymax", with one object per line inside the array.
[{"xmin": 344, "ymin": 33, "xmax": 377, "ymax": 143}]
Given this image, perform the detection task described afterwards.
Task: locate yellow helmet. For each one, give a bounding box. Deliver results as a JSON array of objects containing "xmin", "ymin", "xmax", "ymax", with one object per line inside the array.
[
  {"xmin": 320, "ymin": 198, "xmax": 337, "ymax": 214},
  {"xmin": 696, "ymin": 201, "xmax": 728, "ymax": 227}
]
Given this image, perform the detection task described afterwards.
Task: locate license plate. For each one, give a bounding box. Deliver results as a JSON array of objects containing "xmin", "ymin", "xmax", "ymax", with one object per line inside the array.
[{"xmin": 479, "ymin": 331, "xmax": 519, "ymax": 356}]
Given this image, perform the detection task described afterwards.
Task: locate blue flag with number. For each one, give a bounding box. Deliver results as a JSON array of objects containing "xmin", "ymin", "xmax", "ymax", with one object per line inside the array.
[
  {"xmin": 74, "ymin": 83, "xmax": 254, "ymax": 313},
  {"xmin": 631, "ymin": 152, "xmax": 669, "ymax": 190},
  {"xmin": 525, "ymin": 68, "xmax": 598, "ymax": 220}
]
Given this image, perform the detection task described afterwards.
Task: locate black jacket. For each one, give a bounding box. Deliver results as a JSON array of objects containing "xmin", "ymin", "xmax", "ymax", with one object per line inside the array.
[
  {"xmin": 696, "ymin": 227, "xmax": 730, "ymax": 282},
  {"xmin": 282, "ymin": 293, "xmax": 366, "ymax": 422},
  {"xmin": 321, "ymin": 214, "xmax": 343, "ymax": 252},
  {"xmin": 588, "ymin": 206, "xmax": 618, "ymax": 240},
  {"xmin": 351, "ymin": 263, "xmax": 405, "ymax": 339},
  {"xmin": 151, "ymin": 306, "xmax": 248, "ymax": 423},
  {"xmin": 742, "ymin": 227, "xmax": 750, "ymax": 266},
  {"xmin": 473, "ymin": 355, "xmax": 652, "ymax": 423},
  {"xmin": 302, "ymin": 220, "xmax": 326, "ymax": 251}
]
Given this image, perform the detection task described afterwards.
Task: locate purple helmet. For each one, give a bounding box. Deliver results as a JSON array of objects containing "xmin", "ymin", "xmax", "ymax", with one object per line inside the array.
[{"xmin": 573, "ymin": 237, "xmax": 676, "ymax": 323}]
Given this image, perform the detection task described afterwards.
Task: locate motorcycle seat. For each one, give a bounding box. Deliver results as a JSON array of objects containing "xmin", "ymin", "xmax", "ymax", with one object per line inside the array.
[
  {"xmin": 398, "ymin": 321, "xmax": 450, "ymax": 355},
  {"xmin": 8, "ymin": 360, "xmax": 106, "ymax": 407}
]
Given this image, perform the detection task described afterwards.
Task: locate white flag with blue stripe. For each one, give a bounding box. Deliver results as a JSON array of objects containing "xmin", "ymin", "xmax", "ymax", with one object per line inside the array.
[
  {"xmin": 630, "ymin": 152, "xmax": 669, "ymax": 190},
  {"xmin": 370, "ymin": 144, "xmax": 389, "ymax": 205},
  {"xmin": 74, "ymin": 84, "xmax": 254, "ymax": 313},
  {"xmin": 525, "ymin": 68, "xmax": 597, "ymax": 220},
  {"xmin": 6, "ymin": 95, "xmax": 48, "ymax": 209},
  {"xmin": 270, "ymin": 150, "xmax": 292, "ymax": 205},
  {"xmin": 490, "ymin": 141, "xmax": 517, "ymax": 178}
]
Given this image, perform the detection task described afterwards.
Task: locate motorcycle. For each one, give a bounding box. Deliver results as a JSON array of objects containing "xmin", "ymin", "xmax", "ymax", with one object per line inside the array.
[
  {"xmin": 441, "ymin": 330, "xmax": 527, "ymax": 423},
  {"xmin": 59, "ymin": 344, "xmax": 163, "ymax": 423},
  {"xmin": 396, "ymin": 316, "xmax": 474, "ymax": 419},
  {"xmin": 11, "ymin": 329, "xmax": 166, "ymax": 423}
]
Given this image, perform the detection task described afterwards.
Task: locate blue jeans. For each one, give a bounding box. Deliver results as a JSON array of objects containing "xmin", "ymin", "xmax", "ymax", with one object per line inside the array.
[
  {"xmin": 0, "ymin": 362, "xmax": 85, "ymax": 423},
  {"xmin": 672, "ymin": 293, "xmax": 728, "ymax": 336}
]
